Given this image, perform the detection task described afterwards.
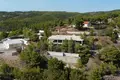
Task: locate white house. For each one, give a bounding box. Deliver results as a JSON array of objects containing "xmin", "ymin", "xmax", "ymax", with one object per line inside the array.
[
  {"xmin": 67, "ymin": 31, "xmax": 90, "ymax": 35},
  {"xmin": 118, "ymin": 33, "xmax": 120, "ymax": 39},
  {"xmin": 48, "ymin": 35, "xmax": 84, "ymax": 45},
  {"xmin": 37, "ymin": 30, "xmax": 44, "ymax": 39},
  {"xmin": 3, "ymin": 39, "xmax": 29, "ymax": 49},
  {"xmin": 3, "ymin": 39, "xmax": 23, "ymax": 49},
  {"xmin": 83, "ymin": 21, "xmax": 91, "ymax": 28}
]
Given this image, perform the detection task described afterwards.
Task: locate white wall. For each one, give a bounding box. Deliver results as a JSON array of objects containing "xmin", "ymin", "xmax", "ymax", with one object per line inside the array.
[{"xmin": 47, "ymin": 51, "xmax": 80, "ymax": 64}]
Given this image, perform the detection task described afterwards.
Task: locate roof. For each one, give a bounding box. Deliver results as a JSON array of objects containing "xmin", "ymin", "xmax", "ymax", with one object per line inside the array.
[
  {"xmin": 48, "ymin": 35, "xmax": 83, "ymax": 41},
  {"xmin": 3, "ymin": 39, "xmax": 23, "ymax": 45},
  {"xmin": 39, "ymin": 30, "xmax": 44, "ymax": 33},
  {"xmin": 83, "ymin": 21, "xmax": 89, "ymax": 24},
  {"xmin": 48, "ymin": 51, "xmax": 80, "ymax": 57}
]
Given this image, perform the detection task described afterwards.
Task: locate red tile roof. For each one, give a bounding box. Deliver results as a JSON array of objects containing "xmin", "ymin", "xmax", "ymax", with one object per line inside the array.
[{"xmin": 83, "ymin": 21, "xmax": 89, "ymax": 24}]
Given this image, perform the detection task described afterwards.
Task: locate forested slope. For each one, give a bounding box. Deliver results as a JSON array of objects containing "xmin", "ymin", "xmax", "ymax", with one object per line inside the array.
[{"xmin": 0, "ymin": 11, "xmax": 79, "ymax": 31}]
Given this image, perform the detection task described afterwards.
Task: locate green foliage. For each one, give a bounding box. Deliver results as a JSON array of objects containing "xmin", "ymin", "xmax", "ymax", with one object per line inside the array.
[
  {"xmin": 0, "ymin": 32, "xmax": 8, "ymax": 40},
  {"xmin": 0, "ymin": 11, "xmax": 79, "ymax": 31},
  {"xmin": 8, "ymin": 29, "xmax": 22, "ymax": 37},
  {"xmin": 99, "ymin": 46, "xmax": 120, "ymax": 66},
  {"xmin": 37, "ymin": 38, "xmax": 49, "ymax": 52},
  {"xmin": 0, "ymin": 63, "xmax": 14, "ymax": 80},
  {"xmin": 48, "ymin": 58, "xmax": 65, "ymax": 70},
  {"xmin": 0, "ymin": 63, "xmax": 13, "ymax": 76},
  {"xmin": 90, "ymin": 29, "xmax": 94, "ymax": 36},
  {"xmin": 90, "ymin": 63, "xmax": 117, "ymax": 80},
  {"xmin": 75, "ymin": 19, "xmax": 83, "ymax": 30},
  {"xmin": 44, "ymin": 25, "xmax": 52, "ymax": 38},
  {"xmin": 43, "ymin": 58, "xmax": 67, "ymax": 80},
  {"xmin": 68, "ymin": 39, "xmax": 74, "ymax": 53},
  {"xmin": 90, "ymin": 68, "xmax": 102, "ymax": 80},
  {"xmin": 61, "ymin": 39, "xmax": 68, "ymax": 52},
  {"xmin": 20, "ymin": 67, "xmax": 42, "ymax": 80},
  {"xmin": 67, "ymin": 18, "xmax": 73, "ymax": 25},
  {"xmin": 75, "ymin": 43, "xmax": 83, "ymax": 53},
  {"xmin": 12, "ymin": 68, "xmax": 22, "ymax": 79},
  {"xmin": 70, "ymin": 69, "xmax": 87, "ymax": 80},
  {"xmin": 111, "ymin": 31, "xmax": 118, "ymax": 43},
  {"xmin": 78, "ymin": 46, "xmax": 90, "ymax": 65},
  {"xmin": 23, "ymin": 28, "xmax": 38, "ymax": 41},
  {"xmin": 20, "ymin": 44, "xmax": 47, "ymax": 68},
  {"xmin": 58, "ymin": 20, "xmax": 64, "ymax": 26},
  {"xmin": 76, "ymin": 59, "xmax": 83, "ymax": 68},
  {"xmin": 48, "ymin": 42, "xmax": 54, "ymax": 51}
]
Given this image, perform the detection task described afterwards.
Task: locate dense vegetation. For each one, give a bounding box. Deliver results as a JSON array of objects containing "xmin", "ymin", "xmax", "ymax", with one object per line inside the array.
[{"xmin": 0, "ymin": 11, "xmax": 79, "ymax": 31}]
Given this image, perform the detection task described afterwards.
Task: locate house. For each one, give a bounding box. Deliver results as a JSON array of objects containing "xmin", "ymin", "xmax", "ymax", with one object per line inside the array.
[
  {"xmin": 83, "ymin": 21, "xmax": 91, "ymax": 28},
  {"xmin": 48, "ymin": 35, "xmax": 84, "ymax": 45},
  {"xmin": 3, "ymin": 39, "xmax": 24, "ymax": 49},
  {"xmin": 66, "ymin": 31, "xmax": 90, "ymax": 35},
  {"xmin": 53, "ymin": 27, "xmax": 90, "ymax": 35},
  {"xmin": 118, "ymin": 33, "xmax": 120, "ymax": 38},
  {"xmin": 3, "ymin": 39, "xmax": 28, "ymax": 49},
  {"xmin": 37, "ymin": 30, "xmax": 44, "ymax": 39}
]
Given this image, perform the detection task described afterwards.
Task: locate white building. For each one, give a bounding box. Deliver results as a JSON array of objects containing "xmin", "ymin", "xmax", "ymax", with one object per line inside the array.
[
  {"xmin": 48, "ymin": 35, "xmax": 84, "ymax": 45},
  {"xmin": 83, "ymin": 21, "xmax": 91, "ymax": 28},
  {"xmin": 67, "ymin": 31, "xmax": 90, "ymax": 35},
  {"xmin": 3, "ymin": 39, "xmax": 28, "ymax": 49},
  {"xmin": 118, "ymin": 33, "xmax": 120, "ymax": 39},
  {"xmin": 37, "ymin": 30, "xmax": 44, "ymax": 39}
]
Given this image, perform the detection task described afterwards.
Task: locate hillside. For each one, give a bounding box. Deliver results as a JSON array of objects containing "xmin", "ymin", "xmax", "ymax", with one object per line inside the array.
[
  {"xmin": 0, "ymin": 11, "xmax": 79, "ymax": 31},
  {"xmin": 0, "ymin": 10, "xmax": 120, "ymax": 31}
]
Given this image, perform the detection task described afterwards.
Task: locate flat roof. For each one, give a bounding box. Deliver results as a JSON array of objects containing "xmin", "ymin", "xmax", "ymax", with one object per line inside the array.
[
  {"xmin": 48, "ymin": 35, "xmax": 83, "ymax": 41},
  {"xmin": 3, "ymin": 39, "xmax": 23, "ymax": 44}
]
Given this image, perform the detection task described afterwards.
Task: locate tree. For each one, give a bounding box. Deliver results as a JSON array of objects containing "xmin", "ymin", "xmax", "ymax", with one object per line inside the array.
[
  {"xmin": 23, "ymin": 28, "xmax": 32, "ymax": 39},
  {"xmin": 90, "ymin": 29, "xmax": 94, "ymax": 36},
  {"xmin": 43, "ymin": 58, "xmax": 66, "ymax": 80},
  {"xmin": 0, "ymin": 32, "xmax": 8, "ymax": 40},
  {"xmin": 90, "ymin": 63, "xmax": 117, "ymax": 80},
  {"xmin": 48, "ymin": 58, "xmax": 65, "ymax": 70},
  {"xmin": 20, "ymin": 44, "xmax": 47, "ymax": 68},
  {"xmin": 75, "ymin": 43, "xmax": 82, "ymax": 53},
  {"xmin": 111, "ymin": 31, "xmax": 118, "ymax": 43},
  {"xmin": 0, "ymin": 63, "xmax": 13, "ymax": 80},
  {"xmin": 44, "ymin": 26, "xmax": 51, "ymax": 38},
  {"xmin": 61, "ymin": 39, "xmax": 68, "ymax": 52},
  {"xmin": 90, "ymin": 68, "xmax": 102, "ymax": 80},
  {"xmin": 75, "ymin": 19, "xmax": 83, "ymax": 30},
  {"xmin": 37, "ymin": 38, "xmax": 49, "ymax": 52},
  {"xmin": 20, "ymin": 67, "xmax": 42, "ymax": 80},
  {"xmin": 78, "ymin": 46, "xmax": 90, "ymax": 65},
  {"xmin": 23, "ymin": 28, "xmax": 38, "ymax": 41},
  {"xmin": 67, "ymin": 18, "xmax": 73, "ymax": 25},
  {"xmin": 0, "ymin": 63, "xmax": 13, "ymax": 76},
  {"xmin": 8, "ymin": 30, "xmax": 22, "ymax": 37},
  {"xmin": 68, "ymin": 39, "xmax": 74, "ymax": 53},
  {"xmin": 30, "ymin": 31, "xmax": 39, "ymax": 41},
  {"xmin": 70, "ymin": 69, "xmax": 87, "ymax": 80},
  {"xmin": 48, "ymin": 42, "xmax": 54, "ymax": 51},
  {"xmin": 58, "ymin": 20, "xmax": 64, "ymax": 26},
  {"xmin": 99, "ymin": 46, "xmax": 120, "ymax": 67}
]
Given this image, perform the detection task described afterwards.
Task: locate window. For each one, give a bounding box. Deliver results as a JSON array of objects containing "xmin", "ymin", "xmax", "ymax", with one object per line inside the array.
[
  {"xmin": 75, "ymin": 41, "xmax": 81, "ymax": 44},
  {"xmin": 53, "ymin": 40, "xmax": 57, "ymax": 43},
  {"xmin": 58, "ymin": 40, "xmax": 62, "ymax": 43}
]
